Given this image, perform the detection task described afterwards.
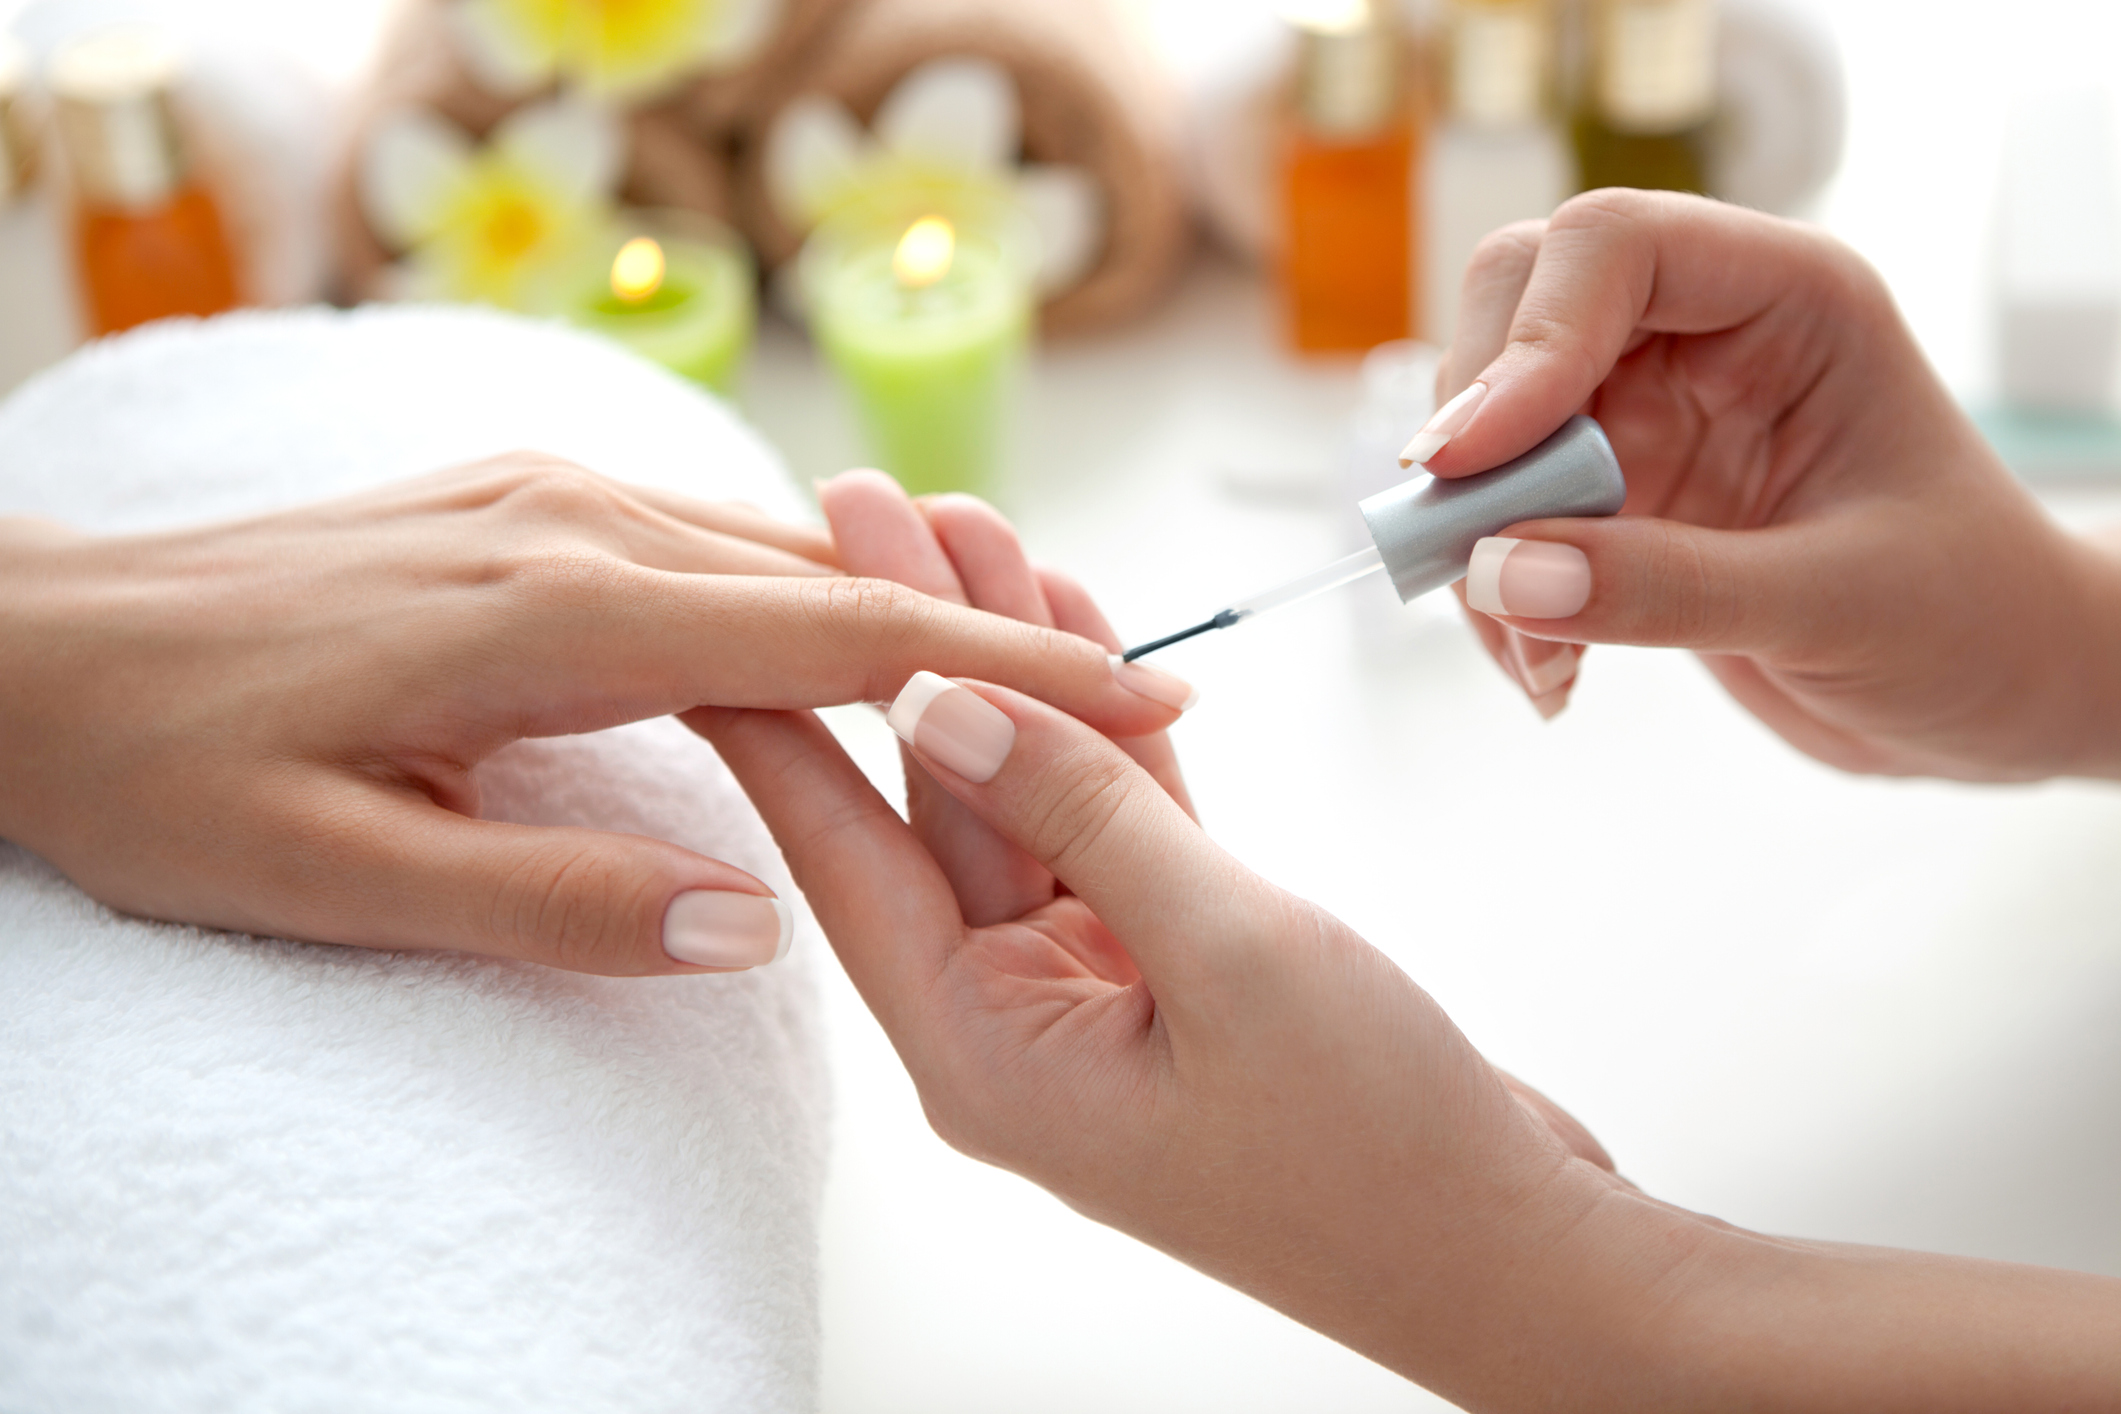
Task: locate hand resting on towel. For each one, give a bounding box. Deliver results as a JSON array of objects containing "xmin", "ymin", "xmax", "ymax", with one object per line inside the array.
[
  {"xmin": 694, "ymin": 472, "xmax": 2121, "ymax": 1412},
  {"xmin": 0, "ymin": 453, "xmax": 1195, "ymax": 976}
]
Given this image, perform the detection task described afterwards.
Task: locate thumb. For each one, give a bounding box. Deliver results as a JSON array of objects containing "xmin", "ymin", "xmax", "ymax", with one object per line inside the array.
[
  {"xmin": 878, "ymin": 672, "xmax": 1304, "ymax": 996},
  {"xmin": 301, "ymin": 790, "xmax": 793, "ymax": 976},
  {"xmin": 1463, "ymin": 514, "xmax": 1843, "ymax": 656}
]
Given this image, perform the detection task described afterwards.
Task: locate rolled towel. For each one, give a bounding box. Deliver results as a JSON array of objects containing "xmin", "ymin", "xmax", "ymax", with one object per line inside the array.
[
  {"xmin": 730, "ymin": 0, "xmax": 1192, "ymax": 334},
  {"xmin": 0, "ymin": 306, "xmax": 830, "ymax": 1413},
  {"xmin": 333, "ymin": 0, "xmax": 858, "ymax": 303}
]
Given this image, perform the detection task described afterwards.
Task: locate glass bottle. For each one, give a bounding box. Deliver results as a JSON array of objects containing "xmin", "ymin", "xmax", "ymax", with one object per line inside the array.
[
  {"xmin": 50, "ymin": 28, "xmax": 238, "ymax": 337},
  {"xmin": 0, "ymin": 36, "xmax": 83, "ymax": 392},
  {"xmin": 1570, "ymin": 0, "xmax": 1715, "ymax": 195},
  {"xmin": 1277, "ymin": 0, "xmax": 1417, "ymax": 354},
  {"xmin": 1422, "ymin": 0, "xmax": 1571, "ymax": 344}
]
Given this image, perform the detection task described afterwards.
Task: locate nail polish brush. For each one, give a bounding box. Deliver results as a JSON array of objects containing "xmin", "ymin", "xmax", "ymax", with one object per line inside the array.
[{"xmin": 1121, "ymin": 415, "xmax": 1626, "ymax": 661}]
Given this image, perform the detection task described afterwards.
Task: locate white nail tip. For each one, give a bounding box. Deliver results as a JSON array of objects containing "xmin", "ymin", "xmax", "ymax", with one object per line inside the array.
[
  {"xmin": 1465, "ymin": 537, "xmax": 1519, "ymax": 616},
  {"xmin": 885, "ymin": 669, "xmax": 956, "ymax": 743},
  {"xmin": 1398, "ymin": 380, "xmax": 1487, "ymax": 466},
  {"xmin": 769, "ymin": 897, "xmax": 795, "ymax": 963},
  {"xmin": 1521, "ymin": 646, "xmax": 1578, "ymax": 697},
  {"xmin": 1398, "ymin": 429, "xmax": 1448, "ymax": 467}
]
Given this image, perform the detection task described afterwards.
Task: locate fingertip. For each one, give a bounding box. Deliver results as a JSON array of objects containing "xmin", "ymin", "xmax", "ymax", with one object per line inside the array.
[
  {"xmin": 662, "ymin": 887, "xmax": 793, "ymax": 971},
  {"xmin": 771, "ymin": 895, "xmax": 796, "ymax": 963},
  {"xmin": 1109, "ymin": 653, "xmax": 1199, "ymax": 712}
]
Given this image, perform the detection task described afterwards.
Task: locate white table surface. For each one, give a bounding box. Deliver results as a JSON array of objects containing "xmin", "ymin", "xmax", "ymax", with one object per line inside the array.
[{"xmin": 734, "ymin": 4, "xmax": 2121, "ymax": 1406}]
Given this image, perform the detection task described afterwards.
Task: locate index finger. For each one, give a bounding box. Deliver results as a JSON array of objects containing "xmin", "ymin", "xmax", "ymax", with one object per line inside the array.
[
  {"xmin": 519, "ymin": 569, "xmax": 1190, "ymax": 738},
  {"xmin": 1423, "ymin": 191, "xmax": 1871, "ymax": 478}
]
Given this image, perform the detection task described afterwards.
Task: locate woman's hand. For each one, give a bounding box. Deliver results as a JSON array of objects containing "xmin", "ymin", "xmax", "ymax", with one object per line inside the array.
[
  {"xmin": 0, "ymin": 454, "xmax": 1190, "ymax": 975},
  {"xmin": 699, "ymin": 484, "xmax": 2121, "ymax": 1409},
  {"xmin": 1421, "ymin": 190, "xmax": 2121, "ymax": 780},
  {"xmin": 812, "ymin": 468, "xmax": 1198, "ymax": 925},
  {"xmin": 698, "ymin": 666, "xmax": 2121, "ymax": 1409},
  {"xmin": 809, "ymin": 469, "xmax": 1610, "ymax": 1160}
]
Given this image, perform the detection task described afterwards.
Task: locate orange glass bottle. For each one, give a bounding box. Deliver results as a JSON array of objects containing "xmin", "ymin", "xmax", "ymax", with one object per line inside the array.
[
  {"xmin": 51, "ymin": 28, "xmax": 237, "ymax": 337},
  {"xmin": 1278, "ymin": 0, "xmax": 1416, "ymax": 354}
]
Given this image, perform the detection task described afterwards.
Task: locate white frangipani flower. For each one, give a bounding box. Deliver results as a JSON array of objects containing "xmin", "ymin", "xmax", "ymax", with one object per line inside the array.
[
  {"xmin": 449, "ymin": 0, "xmax": 780, "ymax": 102},
  {"xmin": 764, "ymin": 56, "xmax": 1105, "ymax": 296},
  {"xmin": 360, "ymin": 96, "xmax": 623, "ymax": 309}
]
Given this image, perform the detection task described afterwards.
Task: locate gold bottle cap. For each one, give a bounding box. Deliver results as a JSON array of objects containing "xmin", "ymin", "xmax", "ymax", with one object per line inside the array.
[
  {"xmin": 1594, "ymin": 0, "xmax": 1715, "ymax": 134},
  {"xmin": 0, "ymin": 35, "xmax": 35, "ymax": 203},
  {"xmin": 51, "ymin": 26, "xmax": 187, "ymax": 210},
  {"xmin": 1446, "ymin": 0, "xmax": 1551, "ymax": 129},
  {"xmin": 1285, "ymin": 0, "xmax": 1401, "ymax": 139}
]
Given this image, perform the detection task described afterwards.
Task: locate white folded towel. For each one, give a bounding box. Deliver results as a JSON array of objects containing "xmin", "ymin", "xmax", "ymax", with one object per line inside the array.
[{"xmin": 0, "ymin": 307, "xmax": 830, "ymax": 1412}]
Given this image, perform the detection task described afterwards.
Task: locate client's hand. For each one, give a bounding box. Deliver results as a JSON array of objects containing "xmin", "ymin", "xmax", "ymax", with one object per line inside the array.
[
  {"xmin": 0, "ymin": 454, "xmax": 1190, "ymax": 975},
  {"xmin": 1423, "ymin": 190, "xmax": 2121, "ymax": 780}
]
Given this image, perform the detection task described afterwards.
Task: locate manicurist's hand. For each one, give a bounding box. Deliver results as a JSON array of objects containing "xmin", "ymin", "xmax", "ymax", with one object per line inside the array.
[
  {"xmin": 0, "ymin": 454, "xmax": 1189, "ymax": 976},
  {"xmin": 1419, "ymin": 190, "xmax": 2121, "ymax": 779},
  {"xmin": 813, "ymin": 468, "xmax": 1197, "ymax": 926},
  {"xmin": 696, "ymin": 666, "xmax": 2121, "ymax": 1410},
  {"xmin": 698, "ymin": 480, "xmax": 2121, "ymax": 1411}
]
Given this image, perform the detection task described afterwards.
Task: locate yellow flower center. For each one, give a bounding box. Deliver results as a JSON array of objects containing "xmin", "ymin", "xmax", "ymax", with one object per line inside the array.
[{"xmin": 479, "ymin": 193, "xmax": 550, "ymax": 264}]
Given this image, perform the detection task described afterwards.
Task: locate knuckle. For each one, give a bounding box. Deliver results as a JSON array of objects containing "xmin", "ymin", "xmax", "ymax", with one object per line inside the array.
[
  {"xmin": 493, "ymin": 841, "xmax": 652, "ymax": 973},
  {"xmin": 1464, "ymin": 221, "xmax": 1544, "ymax": 285},
  {"xmin": 502, "ymin": 542, "xmax": 635, "ymax": 610},
  {"xmin": 1646, "ymin": 523, "xmax": 1731, "ymax": 645},
  {"xmin": 499, "ymin": 459, "xmax": 626, "ymax": 522},
  {"xmin": 1546, "ymin": 186, "xmax": 1662, "ymax": 235},
  {"xmin": 1022, "ymin": 742, "xmax": 1137, "ymax": 881},
  {"xmin": 806, "ymin": 577, "xmax": 941, "ymax": 692}
]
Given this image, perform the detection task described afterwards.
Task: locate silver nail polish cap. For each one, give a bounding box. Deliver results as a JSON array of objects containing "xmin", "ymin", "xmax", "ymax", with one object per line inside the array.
[{"xmin": 1359, "ymin": 414, "xmax": 1626, "ymax": 603}]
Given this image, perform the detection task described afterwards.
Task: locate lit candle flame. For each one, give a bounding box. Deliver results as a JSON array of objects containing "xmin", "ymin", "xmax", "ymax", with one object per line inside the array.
[
  {"xmin": 892, "ymin": 216, "xmax": 955, "ymax": 289},
  {"xmin": 611, "ymin": 236, "xmax": 666, "ymax": 302}
]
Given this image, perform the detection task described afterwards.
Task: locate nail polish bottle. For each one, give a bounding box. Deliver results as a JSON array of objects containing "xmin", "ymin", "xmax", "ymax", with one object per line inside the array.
[
  {"xmin": 1422, "ymin": 0, "xmax": 1570, "ymax": 345},
  {"xmin": 0, "ymin": 36, "xmax": 83, "ymax": 393},
  {"xmin": 1276, "ymin": 0, "xmax": 1418, "ymax": 354},
  {"xmin": 1569, "ymin": 0, "xmax": 1715, "ymax": 196},
  {"xmin": 50, "ymin": 27, "xmax": 239, "ymax": 338}
]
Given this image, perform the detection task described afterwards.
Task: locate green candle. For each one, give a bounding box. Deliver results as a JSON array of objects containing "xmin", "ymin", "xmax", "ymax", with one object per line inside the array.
[
  {"xmin": 558, "ymin": 211, "xmax": 754, "ymax": 396},
  {"xmin": 802, "ymin": 202, "xmax": 1034, "ymax": 498}
]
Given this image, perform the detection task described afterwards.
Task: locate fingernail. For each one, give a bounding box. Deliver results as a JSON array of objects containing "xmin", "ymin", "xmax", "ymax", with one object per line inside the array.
[
  {"xmin": 1531, "ymin": 688, "xmax": 1570, "ymax": 721},
  {"xmin": 885, "ymin": 670, "xmax": 1016, "ymax": 783},
  {"xmin": 1516, "ymin": 641, "xmax": 1580, "ymax": 698},
  {"xmin": 1465, "ymin": 537, "xmax": 1592, "ymax": 618},
  {"xmin": 1108, "ymin": 654, "xmax": 1199, "ymax": 711},
  {"xmin": 1399, "ymin": 380, "xmax": 1488, "ymax": 466},
  {"xmin": 663, "ymin": 890, "xmax": 794, "ymax": 969}
]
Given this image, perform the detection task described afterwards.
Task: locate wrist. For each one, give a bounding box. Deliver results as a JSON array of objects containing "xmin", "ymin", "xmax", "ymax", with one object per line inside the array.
[
  {"xmin": 1419, "ymin": 1164, "xmax": 1731, "ymax": 1409},
  {"xmin": 0, "ymin": 523, "xmax": 85, "ymax": 846}
]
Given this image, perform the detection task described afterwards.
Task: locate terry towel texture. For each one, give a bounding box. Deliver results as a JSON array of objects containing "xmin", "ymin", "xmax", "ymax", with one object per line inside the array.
[{"xmin": 0, "ymin": 307, "xmax": 830, "ymax": 1412}]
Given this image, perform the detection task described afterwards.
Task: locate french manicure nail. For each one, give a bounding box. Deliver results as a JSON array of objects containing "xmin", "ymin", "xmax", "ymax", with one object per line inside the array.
[
  {"xmin": 1399, "ymin": 380, "xmax": 1488, "ymax": 466},
  {"xmin": 1518, "ymin": 642, "xmax": 1580, "ymax": 697},
  {"xmin": 1108, "ymin": 654, "xmax": 1200, "ymax": 711},
  {"xmin": 1465, "ymin": 537, "xmax": 1592, "ymax": 619},
  {"xmin": 885, "ymin": 670, "xmax": 1016, "ymax": 783},
  {"xmin": 663, "ymin": 890, "xmax": 794, "ymax": 969}
]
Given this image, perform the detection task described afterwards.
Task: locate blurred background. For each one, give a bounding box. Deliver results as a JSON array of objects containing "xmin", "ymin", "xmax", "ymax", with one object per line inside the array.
[{"xmin": 4, "ymin": 0, "xmax": 2121, "ymax": 1409}]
